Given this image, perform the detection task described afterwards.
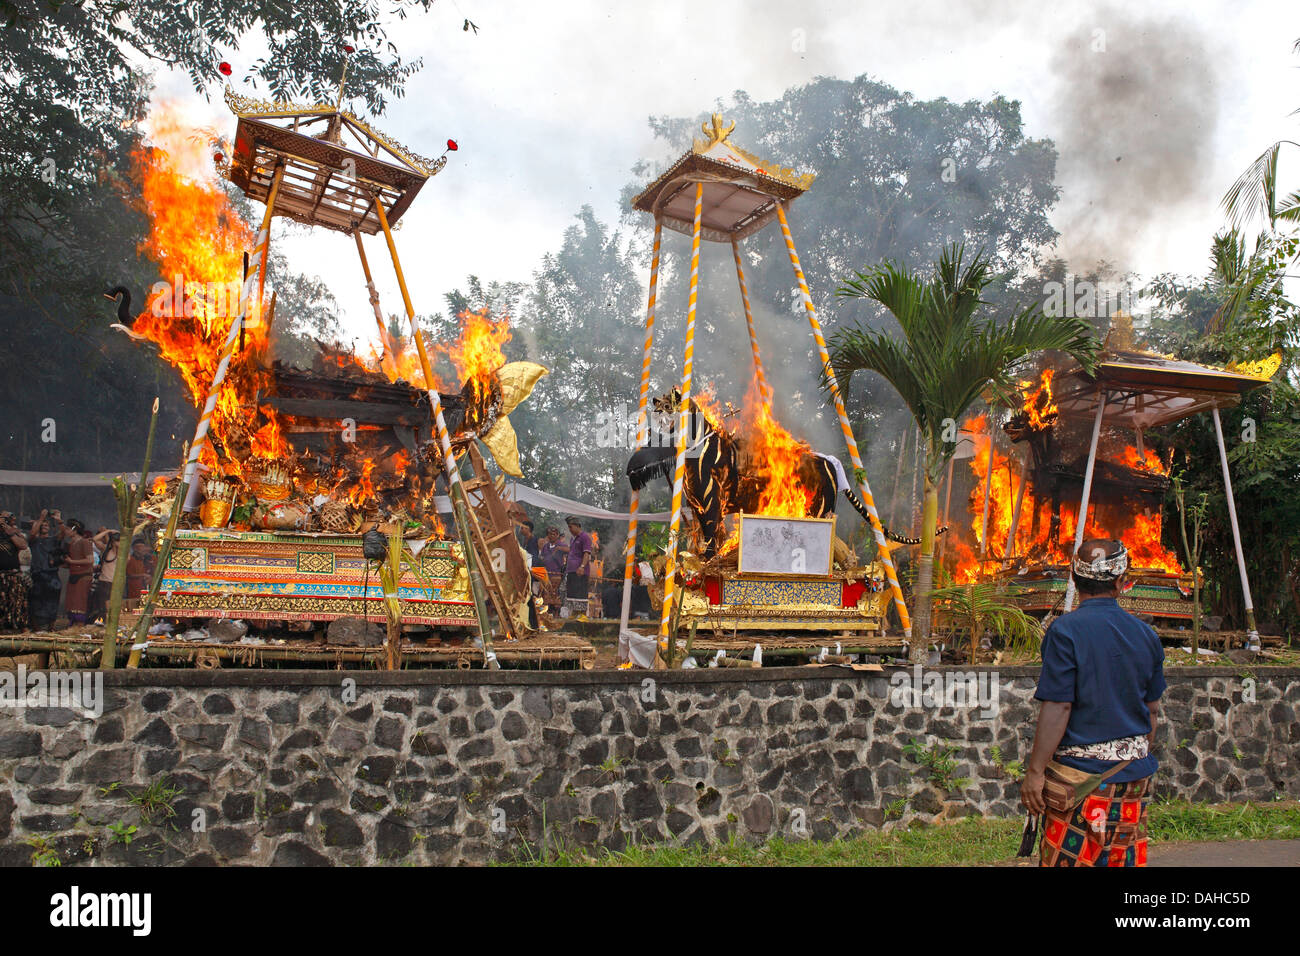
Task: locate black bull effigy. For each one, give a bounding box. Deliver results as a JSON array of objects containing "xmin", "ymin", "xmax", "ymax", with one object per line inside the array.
[
  {"xmin": 625, "ymin": 393, "xmax": 946, "ymax": 557},
  {"xmin": 625, "ymin": 393, "xmax": 838, "ymax": 558}
]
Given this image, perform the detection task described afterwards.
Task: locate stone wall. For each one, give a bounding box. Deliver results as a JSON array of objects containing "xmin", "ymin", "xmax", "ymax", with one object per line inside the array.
[{"xmin": 0, "ymin": 666, "xmax": 1296, "ymax": 866}]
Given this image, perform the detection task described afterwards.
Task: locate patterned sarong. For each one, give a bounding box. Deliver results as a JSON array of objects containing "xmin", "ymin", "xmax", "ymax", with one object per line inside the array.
[
  {"xmin": 0, "ymin": 569, "xmax": 31, "ymax": 631},
  {"xmin": 1040, "ymin": 777, "xmax": 1150, "ymax": 867}
]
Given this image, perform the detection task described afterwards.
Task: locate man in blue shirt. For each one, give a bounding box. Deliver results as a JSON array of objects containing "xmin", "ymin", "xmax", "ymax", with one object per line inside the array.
[{"xmin": 1020, "ymin": 538, "xmax": 1166, "ymax": 866}]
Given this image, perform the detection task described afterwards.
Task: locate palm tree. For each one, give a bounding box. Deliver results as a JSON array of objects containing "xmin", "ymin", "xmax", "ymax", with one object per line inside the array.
[
  {"xmin": 830, "ymin": 243, "xmax": 1099, "ymax": 659},
  {"xmin": 929, "ymin": 581, "xmax": 1042, "ymax": 664},
  {"xmin": 1222, "ymin": 39, "xmax": 1300, "ymax": 234}
]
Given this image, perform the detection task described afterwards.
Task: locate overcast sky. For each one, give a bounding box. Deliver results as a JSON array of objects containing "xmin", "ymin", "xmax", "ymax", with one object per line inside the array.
[{"xmin": 152, "ymin": 0, "xmax": 1299, "ymax": 343}]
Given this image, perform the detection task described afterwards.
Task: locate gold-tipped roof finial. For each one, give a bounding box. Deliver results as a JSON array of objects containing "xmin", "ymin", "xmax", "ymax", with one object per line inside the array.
[{"xmin": 699, "ymin": 113, "xmax": 735, "ymax": 147}]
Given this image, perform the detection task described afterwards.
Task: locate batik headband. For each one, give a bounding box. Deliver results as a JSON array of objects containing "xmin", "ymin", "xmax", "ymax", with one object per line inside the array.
[{"xmin": 1072, "ymin": 543, "xmax": 1129, "ymax": 580}]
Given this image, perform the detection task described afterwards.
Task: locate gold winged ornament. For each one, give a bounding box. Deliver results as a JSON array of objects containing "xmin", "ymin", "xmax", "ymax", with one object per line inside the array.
[{"xmin": 479, "ymin": 361, "xmax": 548, "ymax": 477}]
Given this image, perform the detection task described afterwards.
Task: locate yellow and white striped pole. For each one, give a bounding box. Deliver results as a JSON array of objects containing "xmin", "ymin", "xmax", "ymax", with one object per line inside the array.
[
  {"xmin": 180, "ymin": 162, "xmax": 284, "ymax": 503},
  {"xmin": 731, "ymin": 238, "xmax": 772, "ymax": 408},
  {"xmin": 619, "ymin": 217, "xmax": 664, "ymax": 646},
  {"xmin": 659, "ymin": 183, "xmax": 704, "ymax": 644},
  {"xmin": 373, "ymin": 194, "xmax": 497, "ymax": 665},
  {"xmin": 775, "ymin": 202, "xmax": 912, "ymax": 637}
]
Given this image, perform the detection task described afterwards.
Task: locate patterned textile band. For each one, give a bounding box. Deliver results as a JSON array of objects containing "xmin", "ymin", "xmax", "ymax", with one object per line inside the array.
[
  {"xmin": 1041, "ymin": 778, "xmax": 1150, "ymax": 867},
  {"xmin": 1056, "ymin": 734, "xmax": 1149, "ymax": 761}
]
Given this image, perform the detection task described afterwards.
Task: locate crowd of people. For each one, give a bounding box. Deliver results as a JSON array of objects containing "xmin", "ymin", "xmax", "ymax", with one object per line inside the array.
[
  {"xmin": 514, "ymin": 515, "xmax": 595, "ymax": 618},
  {"xmin": 514, "ymin": 513, "xmax": 651, "ymax": 621},
  {"xmin": 0, "ymin": 508, "xmax": 157, "ymax": 634}
]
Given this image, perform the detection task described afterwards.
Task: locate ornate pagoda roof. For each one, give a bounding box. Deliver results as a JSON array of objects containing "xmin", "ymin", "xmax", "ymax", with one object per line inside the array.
[
  {"xmin": 223, "ymin": 86, "xmax": 447, "ymax": 235},
  {"xmin": 1052, "ymin": 348, "xmax": 1281, "ymax": 428},
  {"xmin": 631, "ymin": 114, "xmax": 815, "ymax": 241}
]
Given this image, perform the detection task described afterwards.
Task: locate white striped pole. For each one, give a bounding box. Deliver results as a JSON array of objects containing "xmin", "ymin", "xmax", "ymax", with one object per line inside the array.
[
  {"xmin": 373, "ymin": 193, "xmax": 496, "ymax": 664},
  {"xmin": 659, "ymin": 183, "xmax": 704, "ymax": 643},
  {"xmin": 732, "ymin": 237, "xmax": 773, "ymax": 407},
  {"xmin": 1062, "ymin": 389, "xmax": 1107, "ymax": 613},
  {"xmin": 181, "ymin": 162, "xmax": 284, "ymax": 504},
  {"xmin": 1212, "ymin": 406, "xmax": 1259, "ymax": 647},
  {"xmin": 619, "ymin": 217, "xmax": 664, "ymax": 647},
  {"xmin": 775, "ymin": 202, "xmax": 912, "ymax": 637}
]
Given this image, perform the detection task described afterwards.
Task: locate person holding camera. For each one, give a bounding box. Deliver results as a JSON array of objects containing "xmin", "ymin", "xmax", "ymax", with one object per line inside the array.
[
  {"xmin": 88, "ymin": 530, "xmax": 122, "ymax": 624},
  {"xmin": 0, "ymin": 511, "xmax": 31, "ymax": 632},
  {"xmin": 25, "ymin": 511, "xmax": 63, "ymax": 631}
]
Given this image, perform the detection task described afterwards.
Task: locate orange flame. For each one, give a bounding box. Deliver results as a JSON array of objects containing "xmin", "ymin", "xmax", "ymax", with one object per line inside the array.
[
  {"xmin": 129, "ymin": 104, "xmax": 287, "ymax": 478},
  {"xmin": 125, "ymin": 108, "xmax": 511, "ymax": 522},
  {"xmin": 743, "ymin": 387, "xmax": 814, "ymax": 519},
  {"xmin": 952, "ymin": 411, "xmax": 1181, "ymax": 579},
  {"xmin": 445, "ymin": 308, "xmax": 510, "ymax": 391},
  {"xmin": 1023, "ymin": 368, "xmax": 1058, "ymax": 430}
]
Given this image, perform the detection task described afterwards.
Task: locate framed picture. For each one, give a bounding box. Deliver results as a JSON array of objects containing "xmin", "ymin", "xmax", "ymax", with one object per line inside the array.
[{"xmin": 737, "ymin": 513, "xmax": 835, "ymax": 577}]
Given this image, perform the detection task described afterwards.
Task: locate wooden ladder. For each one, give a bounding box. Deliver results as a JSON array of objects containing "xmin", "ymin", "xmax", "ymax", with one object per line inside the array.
[{"xmin": 456, "ymin": 442, "xmax": 535, "ymax": 640}]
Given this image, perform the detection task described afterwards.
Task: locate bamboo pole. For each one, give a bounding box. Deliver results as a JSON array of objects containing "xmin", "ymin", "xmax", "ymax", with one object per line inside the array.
[
  {"xmin": 619, "ymin": 217, "xmax": 664, "ymax": 648},
  {"xmin": 372, "ymin": 193, "xmax": 498, "ymax": 667},
  {"xmin": 938, "ymin": 452, "xmax": 956, "ymax": 563},
  {"xmin": 1212, "ymin": 406, "xmax": 1260, "ymax": 649},
  {"xmin": 381, "ymin": 530, "xmax": 403, "ymax": 671},
  {"xmin": 890, "ymin": 426, "xmax": 908, "ymax": 528},
  {"xmin": 658, "ymin": 183, "xmax": 704, "ymax": 647},
  {"xmin": 180, "ymin": 162, "xmax": 284, "ymax": 506},
  {"xmin": 101, "ymin": 397, "xmax": 159, "ymax": 668},
  {"xmin": 1063, "ymin": 389, "xmax": 1108, "ymax": 613},
  {"xmin": 774, "ymin": 202, "xmax": 911, "ymax": 637},
  {"xmin": 126, "ymin": 444, "xmax": 191, "ymax": 668},
  {"xmin": 1005, "ymin": 446, "xmax": 1030, "ymax": 560},
  {"xmin": 978, "ymin": 429, "xmax": 994, "ymax": 556},
  {"xmin": 731, "ymin": 237, "xmax": 773, "ymax": 407},
  {"xmin": 353, "ymin": 228, "xmax": 394, "ymax": 372}
]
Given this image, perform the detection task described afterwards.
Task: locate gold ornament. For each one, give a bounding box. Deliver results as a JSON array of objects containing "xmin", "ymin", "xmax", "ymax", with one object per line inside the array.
[
  {"xmin": 199, "ymin": 498, "xmax": 233, "ymax": 529},
  {"xmin": 248, "ymin": 459, "xmax": 293, "ymax": 501}
]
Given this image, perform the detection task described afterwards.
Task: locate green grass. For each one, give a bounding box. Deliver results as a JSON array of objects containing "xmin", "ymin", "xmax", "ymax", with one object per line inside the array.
[{"xmin": 504, "ymin": 800, "xmax": 1300, "ymax": 867}]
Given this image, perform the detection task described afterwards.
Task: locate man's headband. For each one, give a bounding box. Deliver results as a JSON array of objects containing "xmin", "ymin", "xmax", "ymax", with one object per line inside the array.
[{"xmin": 1072, "ymin": 541, "xmax": 1129, "ymax": 581}]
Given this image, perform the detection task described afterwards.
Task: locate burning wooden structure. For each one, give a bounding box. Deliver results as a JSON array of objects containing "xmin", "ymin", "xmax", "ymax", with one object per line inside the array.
[
  {"xmin": 955, "ymin": 330, "xmax": 1279, "ymax": 640},
  {"xmin": 618, "ymin": 115, "xmax": 904, "ymax": 665},
  {"xmin": 119, "ymin": 85, "xmax": 561, "ymax": 666}
]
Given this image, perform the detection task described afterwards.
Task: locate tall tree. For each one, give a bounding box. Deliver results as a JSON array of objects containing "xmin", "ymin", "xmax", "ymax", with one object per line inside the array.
[
  {"xmin": 1143, "ymin": 231, "xmax": 1300, "ymax": 636},
  {"xmin": 829, "ymin": 243, "xmax": 1099, "ymax": 655},
  {"xmin": 2, "ymin": 0, "xmax": 436, "ymax": 304},
  {"xmin": 620, "ymin": 77, "xmax": 1062, "ymax": 524}
]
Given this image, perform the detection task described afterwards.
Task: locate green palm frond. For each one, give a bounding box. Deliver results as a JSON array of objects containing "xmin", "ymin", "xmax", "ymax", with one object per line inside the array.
[
  {"xmin": 1207, "ymin": 229, "xmax": 1285, "ymax": 334},
  {"xmin": 1221, "ymin": 142, "xmax": 1300, "ymax": 230},
  {"xmin": 930, "ymin": 581, "xmax": 1043, "ymax": 655},
  {"xmin": 1209, "ymin": 230, "xmax": 1247, "ymax": 286},
  {"xmin": 826, "ymin": 326, "xmax": 929, "ymax": 425},
  {"xmin": 830, "ymin": 243, "xmax": 1098, "ymax": 480},
  {"xmin": 1276, "ymin": 189, "xmax": 1300, "ymax": 225}
]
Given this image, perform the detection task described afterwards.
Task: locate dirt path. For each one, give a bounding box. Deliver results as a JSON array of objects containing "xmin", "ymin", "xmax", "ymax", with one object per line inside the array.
[{"xmin": 1000, "ymin": 839, "xmax": 1299, "ymax": 867}]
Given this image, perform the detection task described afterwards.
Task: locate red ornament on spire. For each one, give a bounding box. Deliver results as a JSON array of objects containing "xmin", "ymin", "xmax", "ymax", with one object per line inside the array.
[
  {"xmin": 446, "ymin": 139, "xmax": 458, "ymax": 152},
  {"xmin": 218, "ymin": 61, "xmax": 232, "ymax": 76},
  {"xmin": 343, "ymin": 43, "xmax": 355, "ymax": 53}
]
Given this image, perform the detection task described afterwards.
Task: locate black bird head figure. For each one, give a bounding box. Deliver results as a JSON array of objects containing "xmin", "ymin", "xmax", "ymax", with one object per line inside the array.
[{"xmin": 103, "ymin": 285, "xmax": 133, "ymax": 324}]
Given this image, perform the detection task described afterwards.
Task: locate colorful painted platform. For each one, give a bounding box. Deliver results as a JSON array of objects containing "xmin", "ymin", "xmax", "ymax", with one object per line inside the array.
[
  {"xmin": 154, "ymin": 529, "xmax": 478, "ymax": 627},
  {"xmin": 678, "ymin": 573, "xmax": 890, "ymax": 632},
  {"xmin": 1001, "ymin": 566, "xmax": 1196, "ymax": 621}
]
